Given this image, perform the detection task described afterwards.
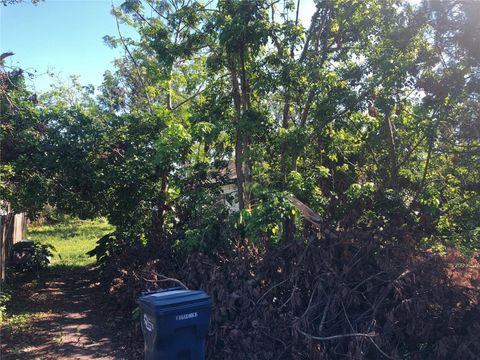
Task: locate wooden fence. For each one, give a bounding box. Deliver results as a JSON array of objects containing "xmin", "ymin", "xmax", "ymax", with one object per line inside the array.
[{"xmin": 0, "ymin": 211, "xmax": 27, "ymax": 281}]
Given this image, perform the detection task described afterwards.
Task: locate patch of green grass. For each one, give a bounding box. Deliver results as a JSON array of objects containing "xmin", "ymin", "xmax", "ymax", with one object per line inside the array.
[
  {"xmin": 27, "ymin": 218, "xmax": 114, "ymax": 267},
  {"xmin": 4, "ymin": 312, "xmax": 37, "ymax": 333},
  {"xmin": 0, "ymin": 288, "xmax": 12, "ymax": 322}
]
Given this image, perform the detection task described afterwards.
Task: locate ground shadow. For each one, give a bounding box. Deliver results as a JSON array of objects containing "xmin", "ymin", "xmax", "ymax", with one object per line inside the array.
[{"xmin": 1, "ymin": 266, "xmax": 130, "ymax": 359}]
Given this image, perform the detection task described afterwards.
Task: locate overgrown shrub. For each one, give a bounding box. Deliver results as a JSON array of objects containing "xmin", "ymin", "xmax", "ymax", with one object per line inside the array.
[
  {"xmin": 9, "ymin": 241, "xmax": 55, "ymax": 272},
  {"xmin": 34, "ymin": 204, "xmax": 69, "ymax": 225},
  {"xmin": 87, "ymin": 231, "xmax": 144, "ymax": 271},
  {"xmin": 240, "ymin": 188, "xmax": 296, "ymax": 243}
]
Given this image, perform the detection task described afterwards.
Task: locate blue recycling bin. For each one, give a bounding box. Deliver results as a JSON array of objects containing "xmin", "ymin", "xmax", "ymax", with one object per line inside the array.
[{"xmin": 138, "ymin": 288, "xmax": 212, "ymax": 360}]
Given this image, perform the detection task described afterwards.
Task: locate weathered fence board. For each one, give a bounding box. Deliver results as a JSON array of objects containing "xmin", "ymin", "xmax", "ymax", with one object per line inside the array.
[
  {"xmin": 0, "ymin": 211, "xmax": 27, "ymax": 280},
  {"xmin": 13, "ymin": 213, "xmax": 28, "ymax": 243}
]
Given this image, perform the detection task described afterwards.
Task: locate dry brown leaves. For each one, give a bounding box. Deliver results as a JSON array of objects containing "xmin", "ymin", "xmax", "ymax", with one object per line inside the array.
[{"xmin": 103, "ymin": 225, "xmax": 480, "ymax": 360}]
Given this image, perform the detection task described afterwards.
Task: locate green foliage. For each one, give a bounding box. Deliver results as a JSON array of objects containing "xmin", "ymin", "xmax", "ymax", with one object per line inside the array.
[
  {"xmin": 336, "ymin": 182, "xmax": 376, "ymax": 219},
  {"xmin": 240, "ymin": 189, "xmax": 295, "ymax": 243},
  {"xmin": 174, "ymin": 178, "xmax": 232, "ymax": 254},
  {"xmin": 31, "ymin": 242, "xmax": 55, "ymax": 269},
  {"xmin": 0, "ymin": 288, "xmax": 12, "ymax": 321},
  {"xmin": 86, "ymin": 233, "xmax": 118, "ymax": 269},
  {"xmin": 154, "ymin": 121, "xmax": 191, "ymax": 172},
  {"xmin": 345, "ymin": 183, "xmax": 376, "ymax": 203},
  {"xmin": 10, "ymin": 241, "xmax": 55, "ymax": 272},
  {"xmin": 3, "ymin": 0, "xmax": 479, "ymax": 257},
  {"xmin": 36, "ymin": 204, "xmax": 68, "ymax": 225}
]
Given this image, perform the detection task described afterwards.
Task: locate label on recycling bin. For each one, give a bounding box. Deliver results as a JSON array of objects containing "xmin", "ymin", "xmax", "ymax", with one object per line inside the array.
[
  {"xmin": 143, "ymin": 314, "xmax": 154, "ymax": 332},
  {"xmin": 176, "ymin": 311, "xmax": 198, "ymax": 321}
]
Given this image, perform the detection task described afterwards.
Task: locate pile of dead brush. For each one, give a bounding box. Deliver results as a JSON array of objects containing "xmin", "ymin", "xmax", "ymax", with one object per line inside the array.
[{"xmin": 102, "ymin": 221, "xmax": 480, "ymax": 359}]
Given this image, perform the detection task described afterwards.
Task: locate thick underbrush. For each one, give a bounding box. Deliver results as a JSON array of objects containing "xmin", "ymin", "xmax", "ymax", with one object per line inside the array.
[{"xmin": 102, "ymin": 221, "xmax": 480, "ymax": 360}]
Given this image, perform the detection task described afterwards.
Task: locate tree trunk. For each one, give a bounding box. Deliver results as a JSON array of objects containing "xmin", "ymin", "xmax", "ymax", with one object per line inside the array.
[
  {"xmin": 166, "ymin": 70, "xmax": 173, "ymax": 110},
  {"xmin": 151, "ymin": 174, "xmax": 169, "ymax": 249},
  {"xmin": 229, "ymin": 60, "xmax": 248, "ymax": 211},
  {"xmin": 384, "ymin": 108, "xmax": 398, "ymax": 189},
  {"xmin": 280, "ymin": 95, "xmax": 291, "ymax": 181}
]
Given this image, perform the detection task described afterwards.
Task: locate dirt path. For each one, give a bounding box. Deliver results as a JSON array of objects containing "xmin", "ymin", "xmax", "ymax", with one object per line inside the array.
[{"xmin": 1, "ymin": 267, "xmax": 128, "ymax": 360}]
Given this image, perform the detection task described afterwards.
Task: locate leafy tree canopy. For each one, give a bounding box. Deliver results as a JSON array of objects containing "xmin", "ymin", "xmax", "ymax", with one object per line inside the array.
[{"xmin": 2, "ymin": 0, "xmax": 479, "ymax": 255}]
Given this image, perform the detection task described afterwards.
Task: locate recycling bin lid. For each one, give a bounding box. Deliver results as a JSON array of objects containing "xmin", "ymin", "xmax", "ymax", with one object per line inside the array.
[{"xmin": 138, "ymin": 288, "xmax": 211, "ymax": 311}]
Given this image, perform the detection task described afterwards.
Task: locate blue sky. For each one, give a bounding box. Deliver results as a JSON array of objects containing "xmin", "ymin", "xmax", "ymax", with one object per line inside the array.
[
  {"xmin": 0, "ymin": 0, "xmax": 136, "ymax": 92},
  {"xmin": 0, "ymin": 0, "xmax": 316, "ymax": 93}
]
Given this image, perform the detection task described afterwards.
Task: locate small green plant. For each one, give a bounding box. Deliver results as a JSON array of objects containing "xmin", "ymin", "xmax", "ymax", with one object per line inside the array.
[
  {"xmin": 7, "ymin": 313, "xmax": 35, "ymax": 332},
  {"xmin": 86, "ymin": 232, "xmax": 119, "ymax": 269},
  {"xmin": 87, "ymin": 230, "xmax": 143, "ymax": 269},
  {"xmin": 10, "ymin": 241, "xmax": 56, "ymax": 272},
  {"xmin": 0, "ymin": 289, "xmax": 12, "ymax": 322}
]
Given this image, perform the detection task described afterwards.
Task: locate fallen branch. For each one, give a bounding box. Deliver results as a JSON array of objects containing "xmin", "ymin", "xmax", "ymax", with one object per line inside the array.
[
  {"xmin": 295, "ymin": 324, "xmax": 378, "ymax": 341},
  {"xmin": 140, "ymin": 272, "xmax": 189, "ymax": 290}
]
